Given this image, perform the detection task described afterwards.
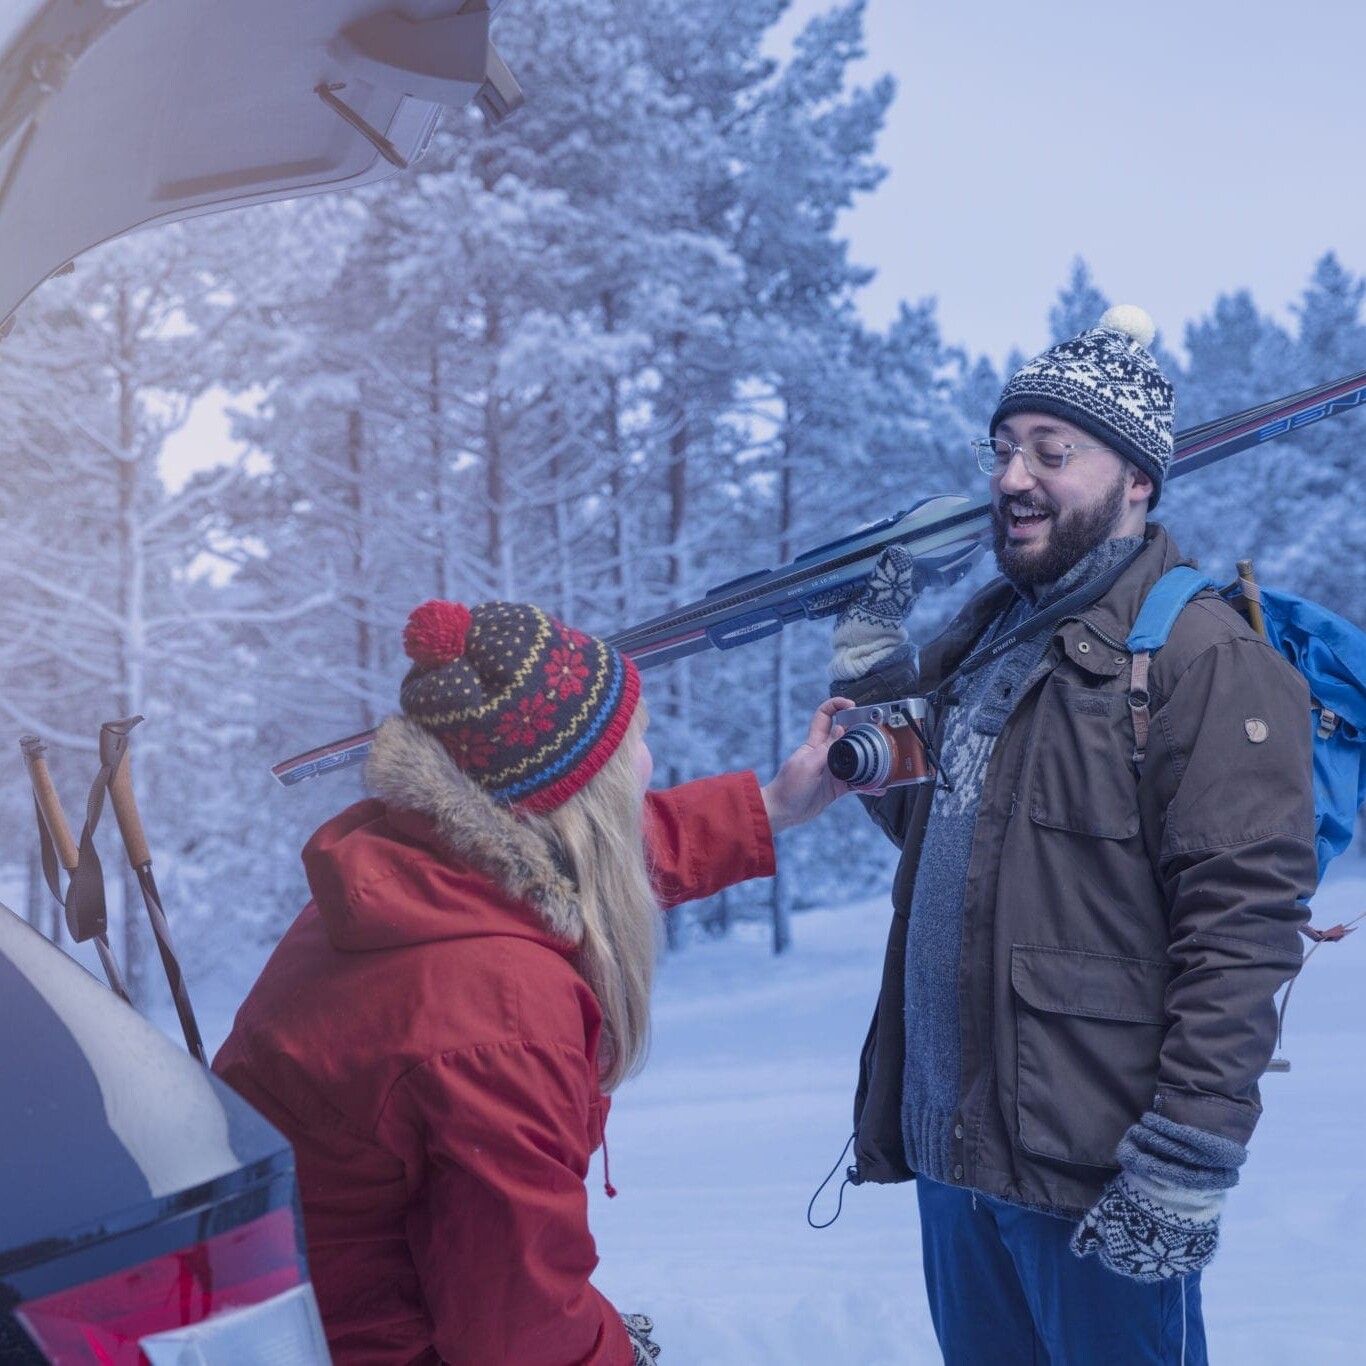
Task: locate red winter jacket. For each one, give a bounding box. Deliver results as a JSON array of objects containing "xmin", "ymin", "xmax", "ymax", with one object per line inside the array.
[{"xmin": 213, "ymin": 716, "xmax": 774, "ymax": 1366}]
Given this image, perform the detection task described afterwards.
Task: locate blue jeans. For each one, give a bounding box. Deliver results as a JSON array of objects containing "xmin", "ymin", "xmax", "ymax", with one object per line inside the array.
[{"xmin": 916, "ymin": 1177, "xmax": 1207, "ymax": 1366}]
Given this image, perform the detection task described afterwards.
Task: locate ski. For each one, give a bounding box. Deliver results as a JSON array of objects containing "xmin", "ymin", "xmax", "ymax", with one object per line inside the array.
[{"xmin": 271, "ymin": 363, "xmax": 1366, "ymax": 786}]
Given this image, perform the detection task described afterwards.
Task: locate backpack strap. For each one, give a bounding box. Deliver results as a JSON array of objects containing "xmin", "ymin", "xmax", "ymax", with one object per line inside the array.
[{"xmin": 1125, "ymin": 567, "xmax": 1218, "ymax": 769}]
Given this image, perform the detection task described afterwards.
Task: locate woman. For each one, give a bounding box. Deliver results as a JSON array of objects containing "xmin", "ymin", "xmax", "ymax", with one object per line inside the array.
[{"xmin": 214, "ymin": 598, "xmax": 847, "ymax": 1365}]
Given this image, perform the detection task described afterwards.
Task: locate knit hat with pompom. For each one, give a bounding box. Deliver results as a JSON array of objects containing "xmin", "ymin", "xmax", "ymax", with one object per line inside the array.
[
  {"xmin": 399, "ymin": 600, "xmax": 640, "ymax": 813},
  {"xmin": 991, "ymin": 305, "xmax": 1175, "ymax": 505}
]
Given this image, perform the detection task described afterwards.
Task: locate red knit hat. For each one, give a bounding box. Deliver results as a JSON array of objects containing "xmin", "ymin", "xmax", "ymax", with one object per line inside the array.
[{"xmin": 399, "ymin": 600, "xmax": 641, "ymax": 813}]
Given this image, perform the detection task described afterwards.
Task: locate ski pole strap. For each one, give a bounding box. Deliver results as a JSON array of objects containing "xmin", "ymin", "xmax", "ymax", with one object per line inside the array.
[
  {"xmin": 32, "ymin": 797, "xmax": 63, "ymax": 902},
  {"xmin": 934, "ymin": 544, "xmax": 1147, "ymax": 704},
  {"xmin": 65, "ymin": 756, "xmax": 115, "ymax": 945},
  {"xmin": 65, "ymin": 716, "xmax": 143, "ymax": 945}
]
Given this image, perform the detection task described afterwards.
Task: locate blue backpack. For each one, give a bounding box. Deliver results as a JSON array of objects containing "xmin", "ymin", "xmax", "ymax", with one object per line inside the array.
[{"xmin": 1127, "ymin": 564, "xmax": 1366, "ymax": 883}]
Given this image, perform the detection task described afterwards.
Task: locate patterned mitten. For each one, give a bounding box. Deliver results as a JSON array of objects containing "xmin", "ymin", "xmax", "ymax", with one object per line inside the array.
[
  {"xmin": 1071, "ymin": 1171, "xmax": 1222, "ymax": 1281},
  {"xmin": 1071, "ymin": 1111, "xmax": 1246, "ymax": 1282},
  {"xmin": 621, "ymin": 1313, "xmax": 661, "ymax": 1364},
  {"xmin": 829, "ymin": 542, "xmax": 983, "ymax": 685},
  {"xmin": 829, "ymin": 546, "xmax": 922, "ymax": 684}
]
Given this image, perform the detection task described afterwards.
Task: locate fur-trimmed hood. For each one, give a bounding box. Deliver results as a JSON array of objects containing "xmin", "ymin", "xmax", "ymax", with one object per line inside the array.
[{"xmin": 302, "ymin": 715, "xmax": 583, "ymax": 953}]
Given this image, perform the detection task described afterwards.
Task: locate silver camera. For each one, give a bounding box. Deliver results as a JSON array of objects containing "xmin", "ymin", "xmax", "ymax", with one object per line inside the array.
[{"xmin": 827, "ymin": 697, "xmax": 936, "ymax": 790}]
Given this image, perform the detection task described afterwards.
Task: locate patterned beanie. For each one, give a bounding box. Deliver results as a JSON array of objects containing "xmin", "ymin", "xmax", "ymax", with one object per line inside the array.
[
  {"xmin": 399, "ymin": 600, "xmax": 640, "ymax": 813},
  {"xmin": 991, "ymin": 304, "xmax": 1175, "ymax": 506}
]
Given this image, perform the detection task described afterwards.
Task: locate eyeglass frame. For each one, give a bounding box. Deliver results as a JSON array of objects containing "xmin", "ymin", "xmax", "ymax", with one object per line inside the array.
[{"xmin": 970, "ymin": 434, "xmax": 1114, "ymax": 479}]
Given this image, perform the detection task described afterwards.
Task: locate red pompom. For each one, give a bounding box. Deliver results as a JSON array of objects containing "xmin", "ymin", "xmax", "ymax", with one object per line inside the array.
[{"xmin": 403, "ymin": 600, "xmax": 473, "ymax": 669}]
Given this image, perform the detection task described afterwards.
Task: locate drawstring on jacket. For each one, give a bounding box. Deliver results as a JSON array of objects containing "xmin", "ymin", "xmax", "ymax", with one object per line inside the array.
[
  {"xmin": 807, "ymin": 1132, "xmax": 859, "ymax": 1229},
  {"xmin": 602, "ymin": 1130, "xmax": 618, "ymax": 1199}
]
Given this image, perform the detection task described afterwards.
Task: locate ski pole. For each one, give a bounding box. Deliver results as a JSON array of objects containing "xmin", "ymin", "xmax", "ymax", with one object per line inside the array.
[
  {"xmin": 19, "ymin": 735, "xmax": 131, "ymax": 1003},
  {"xmin": 102, "ymin": 717, "xmax": 208, "ymax": 1065}
]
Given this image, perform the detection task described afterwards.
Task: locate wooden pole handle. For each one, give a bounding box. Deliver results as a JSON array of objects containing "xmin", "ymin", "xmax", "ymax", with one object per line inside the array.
[
  {"xmin": 1235, "ymin": 558, "xmax": 1268, "ymax": 640},
  {"xmin": 20, "ymin": 739, "xmax": 79, "ymax": 871},
  {"xmin": 108, "ymin": 752, "xmax": 152, "ymax": 868}
]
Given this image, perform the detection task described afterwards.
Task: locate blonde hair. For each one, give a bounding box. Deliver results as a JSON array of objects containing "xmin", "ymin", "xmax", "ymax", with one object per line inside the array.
[{"xmin": 522, "ymin": 703, "xmax": 657, "ymax": 1091}]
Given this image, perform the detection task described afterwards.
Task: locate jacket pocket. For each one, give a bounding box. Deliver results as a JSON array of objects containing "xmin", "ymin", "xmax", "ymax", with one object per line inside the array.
[
  {"xmin": 1011, "ymin": 944, "xmax": 1170, "ymax": 1168},
  {"xmin": 1028, "ymin": 682, "xmax": 1139, "ymax": 839}
]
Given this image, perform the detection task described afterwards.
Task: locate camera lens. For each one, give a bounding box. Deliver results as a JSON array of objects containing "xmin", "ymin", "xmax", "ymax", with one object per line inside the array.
[
  {"xmin": 827, "ymin": 738, "xmax": 859, "ymax": 781},
  {"xmin": 827, "ymin": 725, "xmax": 892, "ymax": 788}
]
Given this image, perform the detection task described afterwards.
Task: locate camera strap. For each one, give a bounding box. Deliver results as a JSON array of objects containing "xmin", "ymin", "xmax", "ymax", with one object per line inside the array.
[{"xmin": 932, "ymin": 543, "xmax": 1145, "ymax": 705}]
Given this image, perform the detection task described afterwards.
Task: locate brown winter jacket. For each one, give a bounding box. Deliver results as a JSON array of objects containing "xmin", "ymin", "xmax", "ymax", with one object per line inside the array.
[{"xmin": 851, "ymin": 524, "xmax": 1317, "ymax": 1216}]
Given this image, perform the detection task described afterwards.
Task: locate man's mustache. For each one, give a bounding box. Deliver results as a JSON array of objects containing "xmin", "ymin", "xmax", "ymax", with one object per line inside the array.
[{"xmin": 996, "ymin": 494, "xmax": 1056, "ymax": 516}]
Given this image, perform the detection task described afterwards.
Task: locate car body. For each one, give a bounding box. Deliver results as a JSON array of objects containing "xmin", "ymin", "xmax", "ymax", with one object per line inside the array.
[
  {"xmin": 0, "ymin": 0, "xmax": 519, "ymax": 332},
  {"xmin": 0, "ymin": 2, "xmax": 517, "ymax": 1360},
  {"xmin": 0, "ymin": 905, "xmax": 329, "ymax": 1362}
]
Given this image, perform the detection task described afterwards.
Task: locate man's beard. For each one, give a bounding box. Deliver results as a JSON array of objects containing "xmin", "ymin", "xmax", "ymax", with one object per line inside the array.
[{"xmin": 992, "ymin": 472, "xmax": 1129, "ymax": 590}]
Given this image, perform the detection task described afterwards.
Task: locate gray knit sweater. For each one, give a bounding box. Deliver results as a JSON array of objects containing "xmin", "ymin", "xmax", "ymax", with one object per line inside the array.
[{"xmin": 900, "ymin": 536, "xmax": 1144, "ymax": 1183}]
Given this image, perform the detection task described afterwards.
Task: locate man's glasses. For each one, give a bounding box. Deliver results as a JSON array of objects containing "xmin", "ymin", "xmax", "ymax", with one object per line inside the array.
[{"xmin": 971, "ymin": 436, "xmax": 1111, "ymax": 478}]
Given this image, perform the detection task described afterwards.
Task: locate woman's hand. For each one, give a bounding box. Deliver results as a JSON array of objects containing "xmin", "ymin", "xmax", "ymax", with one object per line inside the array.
[{"xmin": 760, "ymin": 697, "xmax": 856, "ymax": 835}]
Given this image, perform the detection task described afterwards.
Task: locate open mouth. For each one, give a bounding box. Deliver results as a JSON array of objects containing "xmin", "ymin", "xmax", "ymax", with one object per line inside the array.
[{"xmin": 1002, "ymin": 500, "xmax": 1053, "ymax": 538}]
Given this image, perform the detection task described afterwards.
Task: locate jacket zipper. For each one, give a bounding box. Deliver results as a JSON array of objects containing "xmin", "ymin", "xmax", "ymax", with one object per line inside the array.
[{"xmin": 1060, "ymin": 614, "xmax": 1128, "ymax": 653}]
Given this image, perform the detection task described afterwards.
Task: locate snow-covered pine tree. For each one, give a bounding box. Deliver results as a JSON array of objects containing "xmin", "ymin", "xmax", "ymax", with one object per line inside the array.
[
  {"xmin": 1163, "ymin": 288, "xmax": 1292, "ymax": 574},
  {"xmin": 713, "ymin": 1, "xmax": 922, "ymax": 949}
]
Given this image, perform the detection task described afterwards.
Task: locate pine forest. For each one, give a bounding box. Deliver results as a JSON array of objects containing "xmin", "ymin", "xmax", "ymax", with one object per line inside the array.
[{"xmin": 3, "ymin": 0, "xmax": 1364, "ymax": 999}]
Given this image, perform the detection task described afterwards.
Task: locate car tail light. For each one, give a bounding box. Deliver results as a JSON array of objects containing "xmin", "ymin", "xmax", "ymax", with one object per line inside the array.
[{"xmin": 15, "ymin": 1206, "xmax": 328, "ymax": 1364}]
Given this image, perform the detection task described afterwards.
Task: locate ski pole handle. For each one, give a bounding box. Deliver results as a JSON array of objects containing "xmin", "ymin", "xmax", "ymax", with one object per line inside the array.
[
  {"xmin": 20, "ymin": 736, "xmax": 79, "ymax": 872},
  {"xmin": 108, "ymin": 752, "xmax": 152, "ymax": 868},
  {"xmin": 1235, "ymin": 558, "xmax": 1268, "ymax": 640}
]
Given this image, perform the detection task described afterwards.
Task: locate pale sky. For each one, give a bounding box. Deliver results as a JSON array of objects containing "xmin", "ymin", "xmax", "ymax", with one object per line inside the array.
[{"xmin": 780, "ymin": 0, "xmax": 1366, "ymax": 365}]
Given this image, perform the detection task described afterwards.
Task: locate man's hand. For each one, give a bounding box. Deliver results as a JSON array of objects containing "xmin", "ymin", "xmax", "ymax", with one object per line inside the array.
[
  {"xmin": 829, "ymin": 545, "xmax": 921, "ymax": 684},
  {"xmin": 1071, "ymin": 1173, "xmax": 1223, "ymax": 1282},
  {"xmin": 761, "ymin": 697, "xmax": 856, "ymax": 835},
  {"xmin": 828, "ymin": 540, "xmax": 983, "ymax": 685}
]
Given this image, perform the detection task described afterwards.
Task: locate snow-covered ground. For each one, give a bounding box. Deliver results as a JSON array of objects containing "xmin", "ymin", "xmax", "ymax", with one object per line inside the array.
[{"xmin": 173, "ymin": 856, "xmax": 1366, "ymax": 1364}]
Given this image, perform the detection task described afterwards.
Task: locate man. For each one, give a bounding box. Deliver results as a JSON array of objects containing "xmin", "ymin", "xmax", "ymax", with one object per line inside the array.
[{"xmin": 829, "ymin": 308, "xmax": 1316, "ymax": 1364}]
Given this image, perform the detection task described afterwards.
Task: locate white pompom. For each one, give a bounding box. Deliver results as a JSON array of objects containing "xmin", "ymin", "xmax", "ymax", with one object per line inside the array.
[{"xmin": 1098, "ymin": 304, "xmax": 1156, "ymax": 348}]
